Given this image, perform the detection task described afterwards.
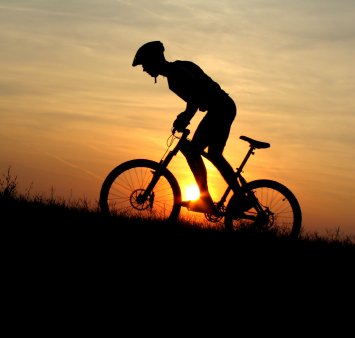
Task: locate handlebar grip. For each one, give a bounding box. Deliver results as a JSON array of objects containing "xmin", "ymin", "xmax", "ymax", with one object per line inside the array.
[{"xmin": 172, "ymin": 128, "xmax": 190, "ymax": 136}]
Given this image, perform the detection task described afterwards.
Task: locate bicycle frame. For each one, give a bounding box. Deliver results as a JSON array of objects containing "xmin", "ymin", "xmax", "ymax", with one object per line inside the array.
[
  {"xmin": 100, "ymin": 127, "xmax": 301, "ymax": 236},
  {"xmin": 140, "ymin": 129, "xmax": 260, "ymax": 215}
]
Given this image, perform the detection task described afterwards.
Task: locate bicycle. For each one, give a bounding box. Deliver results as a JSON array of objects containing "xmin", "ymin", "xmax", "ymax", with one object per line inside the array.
[{"xmin": 99, "ymin": 129, "xmax": 302, "ymax": 238}]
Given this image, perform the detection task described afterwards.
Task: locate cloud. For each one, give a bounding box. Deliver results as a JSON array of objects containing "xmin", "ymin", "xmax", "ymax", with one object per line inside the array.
[{"xmin": 1, "ymin": 0, "xmax": 355, "ymax": 232}]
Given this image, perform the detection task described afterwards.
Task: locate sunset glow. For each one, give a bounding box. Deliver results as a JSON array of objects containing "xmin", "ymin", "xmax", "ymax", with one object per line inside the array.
[
  {"xmin": 184, "ymin": 185, "xmax": 200, "ymax": 201},
  {"xmin": 0, "ymin": 1, "xmax": 354, "ymax": 234}
]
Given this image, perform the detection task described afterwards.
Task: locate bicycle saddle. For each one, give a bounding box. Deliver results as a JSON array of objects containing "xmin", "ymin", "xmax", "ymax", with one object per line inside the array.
[{"xmin": 240, "ymin": 136, "xmax": 270, "ymax": 149}]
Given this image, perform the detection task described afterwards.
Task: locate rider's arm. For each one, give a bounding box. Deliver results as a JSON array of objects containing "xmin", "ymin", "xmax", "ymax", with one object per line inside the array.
[
  {"xmin": 182, "ymin": 102, "xmax": 198, "ymax": 121},
  {"xmin": 173, "ymin": 103, "xmax": 198, "ymax": 132}
]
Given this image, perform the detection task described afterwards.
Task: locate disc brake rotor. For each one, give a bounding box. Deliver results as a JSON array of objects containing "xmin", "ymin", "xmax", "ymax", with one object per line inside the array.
[
  {"xmin": 254, "ymin": 208, "xmax": 275, "ymax": 228},
  {"xmin": 130, "ymin": 189, "xmax": 150, "ymax": 210}
]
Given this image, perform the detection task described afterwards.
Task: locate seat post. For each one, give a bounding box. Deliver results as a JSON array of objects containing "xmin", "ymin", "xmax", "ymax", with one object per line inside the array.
[{"xmin": 235, "ymin": 146, "xmax": 255, "ymax": 176}]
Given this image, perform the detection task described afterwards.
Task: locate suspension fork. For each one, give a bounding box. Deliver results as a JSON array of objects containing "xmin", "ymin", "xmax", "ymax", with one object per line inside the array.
[{"xmin": 138, "ymin": 131, "xmax": 188, "ymax": 202}]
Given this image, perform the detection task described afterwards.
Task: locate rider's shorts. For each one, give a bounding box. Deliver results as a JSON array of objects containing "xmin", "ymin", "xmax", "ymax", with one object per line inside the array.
[{"xmin": 191, "ymin": 94, "xmax": 236, "ymax": 155}]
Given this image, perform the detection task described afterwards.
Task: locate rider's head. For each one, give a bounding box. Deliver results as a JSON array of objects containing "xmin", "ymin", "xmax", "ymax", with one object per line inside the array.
[{"xmin": 132, "ymin": 41, "xmax": 166, "ymax": 82}]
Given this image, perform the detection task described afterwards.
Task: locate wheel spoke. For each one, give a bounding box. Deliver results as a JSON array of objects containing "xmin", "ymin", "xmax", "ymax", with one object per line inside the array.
[
  {"xmin": 226, "ymin": 180, "xmax": 301, "ymax": 238},
  {"xmin": 100, "ymin": 160, "xmax": 181, "ymax": 222}
]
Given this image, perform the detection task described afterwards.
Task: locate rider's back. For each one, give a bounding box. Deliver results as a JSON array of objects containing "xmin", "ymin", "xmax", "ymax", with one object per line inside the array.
[{"xmin": 167, "ymin": 60, "xmax": 229, "ymax": 112}]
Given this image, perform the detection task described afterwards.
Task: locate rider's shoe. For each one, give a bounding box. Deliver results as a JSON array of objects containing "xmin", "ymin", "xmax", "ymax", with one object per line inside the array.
[
  {"xmin": 240, "ymin": 195, "xmax": 255, "ymax": 213},
  {"xmin": 181, "ymin": 196, "xmax": 218, "ymax": 216},
  {"xmin": 228, "ymin": 190, "xmax": 255, "ymax": 219}
]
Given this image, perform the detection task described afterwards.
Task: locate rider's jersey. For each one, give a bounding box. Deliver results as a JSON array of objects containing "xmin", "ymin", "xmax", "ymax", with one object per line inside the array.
[{"xmin": 167, "ymin": 61, "xmax": 229, "ymax": 112}]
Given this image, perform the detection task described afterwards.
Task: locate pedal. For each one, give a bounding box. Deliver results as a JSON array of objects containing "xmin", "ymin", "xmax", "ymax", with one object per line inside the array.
[
  {"xmin": 181, "ymin": 199, "xmax": 217, "ymax": 215},
  {"xmin": 180, "ymin": 201, "xmax": 190, "ymax": 208}
]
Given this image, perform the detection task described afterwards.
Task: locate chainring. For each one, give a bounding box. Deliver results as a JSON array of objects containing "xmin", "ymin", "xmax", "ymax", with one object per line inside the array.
[{"xmin": 204, "ymin": 202, "xmax": 225, "ymax": 223}]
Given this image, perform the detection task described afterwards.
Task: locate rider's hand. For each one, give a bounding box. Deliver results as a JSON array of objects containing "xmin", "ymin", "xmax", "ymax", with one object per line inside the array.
[{"xmin": 173, "ymin": 112, "xmax": 190, "ymax": 132}]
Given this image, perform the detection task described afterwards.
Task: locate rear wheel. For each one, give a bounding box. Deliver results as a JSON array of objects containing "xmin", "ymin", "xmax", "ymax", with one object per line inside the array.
[
  {"xmin": 100, "ymin": 159, "xmax": 181, "ymax": 222},
  {"xmin": 225, "ymin": 180, "xmax": 302, "ymax": 238}
]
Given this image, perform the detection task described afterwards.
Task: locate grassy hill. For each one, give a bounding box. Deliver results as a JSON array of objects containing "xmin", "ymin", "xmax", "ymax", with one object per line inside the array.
[
  {"xmin": 2, "ymin": 167, "xmax": 354, "ymax": 270},
  {"xmin": 3, "ymin": 167, "xmax": 353, "ymax": 321}
]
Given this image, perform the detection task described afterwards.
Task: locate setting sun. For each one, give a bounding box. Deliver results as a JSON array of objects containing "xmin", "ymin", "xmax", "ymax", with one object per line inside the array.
[
  {"xmin": 1, "ymin": 1, "xmax": 355, "ymax": 234},
  {"xmin": 185, "ymin": 185, "xmax": 200, "ymax": 201}
]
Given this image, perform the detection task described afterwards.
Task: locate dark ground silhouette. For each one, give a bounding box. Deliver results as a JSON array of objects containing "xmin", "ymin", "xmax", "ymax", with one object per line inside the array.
[
  {"xmin": 2, "ymin": 190, "xmax": 354, "ymax": 271},
  {"xmin": 2, "ymin": 187, "xmax": 354, "ymax": 319},
  {"xmin": 2, "ymin": 167, "xmax": 354, "ymax": 293}
]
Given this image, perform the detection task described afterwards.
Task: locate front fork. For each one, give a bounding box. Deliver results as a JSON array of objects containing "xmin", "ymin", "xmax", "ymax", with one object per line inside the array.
[
  {"xmin": 136, "ymin": 164, "xmax": 167, "ymax": 207},
  {"xmin": 137, "ymin": 131, "xmax": 187, "ymax": 205}
]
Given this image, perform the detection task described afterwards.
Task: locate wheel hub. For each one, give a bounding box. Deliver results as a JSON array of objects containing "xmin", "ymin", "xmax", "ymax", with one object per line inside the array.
[
  {"xmin": 130, "ymin": 189, "xmax": 150, "ymax": 210},
  {"xmin": 255, "ymin": 208, "xmax": 274, "ymax": 228}
]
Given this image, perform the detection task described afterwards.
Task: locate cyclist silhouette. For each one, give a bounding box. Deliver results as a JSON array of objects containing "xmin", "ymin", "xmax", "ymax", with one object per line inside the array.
[{"xmin": 133, "ymin": 41, "xmax": 237, "ymax": 215}]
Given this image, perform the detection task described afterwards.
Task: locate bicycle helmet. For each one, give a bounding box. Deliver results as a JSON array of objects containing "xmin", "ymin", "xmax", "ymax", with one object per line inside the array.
[{"xmin": 132, "ymin": 41, "xmax": 165, "ymax": 67}]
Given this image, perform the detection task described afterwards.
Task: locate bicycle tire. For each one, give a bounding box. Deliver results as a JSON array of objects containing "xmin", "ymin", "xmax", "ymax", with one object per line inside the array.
[
  {"xmin": 225, "ymin": 179, "xmax": 302, "ymax": 238},
  {"xmin": 100, "ymin": 159, "xmax": 181, "ymax": 222}
]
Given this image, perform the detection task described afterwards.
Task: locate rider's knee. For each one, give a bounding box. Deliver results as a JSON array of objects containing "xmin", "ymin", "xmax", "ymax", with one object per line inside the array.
[{"xmin": 207, "ymin": 147, "xmax": 224, "ymax": 159}]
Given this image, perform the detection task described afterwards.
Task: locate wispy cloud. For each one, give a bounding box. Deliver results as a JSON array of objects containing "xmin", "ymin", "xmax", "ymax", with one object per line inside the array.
[
  {"xmin": 45, "ymin": 153, "xmax": 104, "ymax": 181},
  {"xmin": 1, "ymin": 0, "xmax": 355, "ymax": 232}
]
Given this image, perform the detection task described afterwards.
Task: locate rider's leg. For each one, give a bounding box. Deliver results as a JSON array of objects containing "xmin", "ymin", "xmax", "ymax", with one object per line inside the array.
[
  {"xmin": 206, "ymin": 149, "xmax": 240, "ymax": 193},
  {"xmin": 209, "ymin": 139, "xmax": 256, "ymax": 216},
  {"xmin": 182, "ymin": 95, "xmax": 237, "ymax": 211},
  {"xmin": 179, "ymin": 145, "xmax": 211, "ymax": 202},
  {"xmin": 184, "ymin": 145, "xmax": 241, "ymax": 200},
  {"xmin": 192, "ymin": 96, "xmax": 237, "ymax": 190}
]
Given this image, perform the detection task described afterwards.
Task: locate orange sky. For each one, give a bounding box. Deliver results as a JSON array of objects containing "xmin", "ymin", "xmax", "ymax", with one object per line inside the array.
[{"xmin": 1, "ymin": 1, "xmax": 354, "ymax": 234}]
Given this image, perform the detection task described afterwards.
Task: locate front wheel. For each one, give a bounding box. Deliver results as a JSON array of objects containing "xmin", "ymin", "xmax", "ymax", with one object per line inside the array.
[
  {"xmin": 100, "ymin": 159, "xmax": 182, "ymax": 222},
  {"xmin": 225, "ymin": 180, "xmax": 302, "ymax": 238}
]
